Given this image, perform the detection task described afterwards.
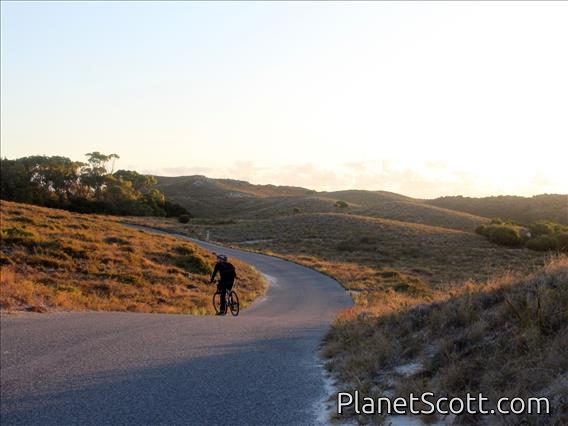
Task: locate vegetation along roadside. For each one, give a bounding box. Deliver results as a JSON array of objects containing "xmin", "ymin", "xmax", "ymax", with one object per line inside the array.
[
  {"xmin": 2, "ymin": 167, "xmax": 566, "ymax": 424},
  {"xmin": 128, "ymin": 190, "xmax": 566, "ymax": 425},
  {"xmin": 0, "ymin": 200, "xmax": 266, "ymax": 314}
]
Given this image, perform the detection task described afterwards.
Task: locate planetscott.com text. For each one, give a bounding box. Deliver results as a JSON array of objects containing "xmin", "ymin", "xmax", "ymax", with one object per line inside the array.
[{"xmin": 337, "ymin": 391, "xmax": 550, "ymax": 416}]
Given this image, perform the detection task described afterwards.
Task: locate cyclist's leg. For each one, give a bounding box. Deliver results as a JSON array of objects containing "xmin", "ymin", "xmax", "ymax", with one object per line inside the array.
[{"xmin": 219, "ymin": 282, "xmax": 228, "ymax": 313}]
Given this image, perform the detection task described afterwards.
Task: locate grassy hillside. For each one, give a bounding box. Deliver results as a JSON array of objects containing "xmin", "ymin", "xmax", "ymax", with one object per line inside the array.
[
  {"xmin": 428, "ymin": 194, "xmax": 568, "ymax": 226},
  {"xmin": 155, "ymin": 175, "xmax": 487, "ymax": 231},
  {"xmin": 0, "ymin": 200, "xmax": 265, "ymax": 314},
  {"xmin": 156, "ymin": 175, "xmax": 566, "ymax": 228},
  {"xmin": 131, "ymin": 211, "xmax": 548, "ymax": 309},
  {"xmin": 319, "ymin": 189, "xmax": 413, "ymax": 204},
  {"xmin": 4, "ymin": 170, "xmax": 563, "ymax": 423},
  {"xmin": 154, "ymin": 175, "xmax": 315, "ymax": 218},
  {"xmin": 347, "ymin": 201, "xmax": 485, "ymax": 232},
  {"xmin": 127, "ymin": 176, "xmax": 564, "ymax": 425},
  {"xmin": 156, "ymin": 175, "xmax": 313, "ymax": 198},
  {"xmin": 323, "ymin": 254, "xmax": 568, "ymax": 425}
]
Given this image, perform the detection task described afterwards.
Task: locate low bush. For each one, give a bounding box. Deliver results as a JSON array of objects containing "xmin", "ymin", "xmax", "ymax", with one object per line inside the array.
[
  {"xmin": 478, "ymin": 224, "xmax": 523, "ymax": 247},
  {"xmin": 556, "ymin": 232, "xmax": 568, "ymax": 251},
  {"xmin": 178, "ymin": 214, "xmax": 191, "ymax": 224},
  {"xmin": 173, "ymin": 254, "xmax": 212, "ymax": 275},
  {"xmin": 529, "ymin": 220, "xmax": 557, "ymax": 237},
  {"xmin": 525, "ymin": 235, "xmax": 559, "ymax": 251},
  {"xmin": 477, "ymin": 219, "xmax": 568, "ymax": 252}
]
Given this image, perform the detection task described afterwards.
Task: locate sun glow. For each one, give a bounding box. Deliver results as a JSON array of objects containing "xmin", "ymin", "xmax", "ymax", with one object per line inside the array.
[{"xmin": 1, "ymin": 1, "xmax": 567, "ymax": 197}]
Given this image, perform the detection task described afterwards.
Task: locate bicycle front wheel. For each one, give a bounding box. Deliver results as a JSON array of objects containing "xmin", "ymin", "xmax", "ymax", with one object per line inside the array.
[
  {"xmin": 212, "ymin": 291, "xmax": 222, "ymax": 314},
  {"xmin": 228, "ymin": 291, "xmax": 239, "ymax": 316}
]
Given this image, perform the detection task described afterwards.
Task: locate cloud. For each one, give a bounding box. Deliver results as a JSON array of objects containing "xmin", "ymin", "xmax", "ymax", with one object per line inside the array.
[{"xmin": 143, "ymin": 159, "xmax": 565, "ymax": 198}]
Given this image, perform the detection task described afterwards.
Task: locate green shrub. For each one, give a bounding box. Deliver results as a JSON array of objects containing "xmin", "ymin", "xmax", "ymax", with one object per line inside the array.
[
  {"xmin": 529, "ymin": 221, "xmax": 556, "ymax": 237},
  {"xmin": 174, "ymin": 244, "xmax": 194, "ymax": 256},
  {"xmin": 555, "ymin": 232, "xmax": 568, "ymax": 252},
  {"xmin": 526, "ymin": 235, "xmax": 559, "ymax": 251},
  {"xmin": 178, "ymin": 214, "xmax": 191, "ymax": 224},
  {"xmin": 479, "ymin": 218, "xmax": 568, "ymax": 252},
  {"xmin": 174, "ymin": 254, "xmax": 212, "ymax": 274},
  {"xmin": 475, "ymin": 224, "xmax": 487, "ymax": 235},
  {"xmin": 481, "ymin": 224, "xmax": 523, "ymax": 247}
]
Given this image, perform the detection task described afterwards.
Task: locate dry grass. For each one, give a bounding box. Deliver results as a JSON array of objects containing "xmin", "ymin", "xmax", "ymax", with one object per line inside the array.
[
  {"xmin": 0, "ymin": 200, "xmax": 265, "ymax": 314},
  {"xmin": 322, "ymin": 255, "xmax": 568, "ymax": 425},
  {"xmin": 129, "ymin": 212, "xmax": 547, "ymax": 298},
  {"xmin": 155, "ymin": 175, "xmax": 487, "ymax": 231},
  {"xmin": 122, "ymin": 178, "xmax": 563, "ymax": 426},
  {"xmin": 4, "ymin": 176, "xmax": 563, "ymax": 423},
  {"xmin": 128, "ymin": 210, "xmax": 560, "ymax": 425}
]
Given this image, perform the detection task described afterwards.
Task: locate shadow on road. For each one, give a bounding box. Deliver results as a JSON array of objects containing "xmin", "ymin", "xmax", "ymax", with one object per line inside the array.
[{"xmin": 2, "ymin": 334, "xmax": 329, "ymax": 425}]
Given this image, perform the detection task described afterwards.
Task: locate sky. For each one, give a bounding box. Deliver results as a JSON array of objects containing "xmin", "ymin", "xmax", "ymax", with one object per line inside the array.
[{"xmin": 1, "ymin": 1, "xmax": 567, "ymax": 199}]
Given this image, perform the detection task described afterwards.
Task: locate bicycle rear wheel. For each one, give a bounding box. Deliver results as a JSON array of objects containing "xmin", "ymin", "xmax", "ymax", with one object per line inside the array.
[
  {"xmin": 228, "ymin": 291, "xmax": 239, "ymax": 316},
  {"xmin": 212, "ymin": 291, "xmax": 222, "ymax": 314}
]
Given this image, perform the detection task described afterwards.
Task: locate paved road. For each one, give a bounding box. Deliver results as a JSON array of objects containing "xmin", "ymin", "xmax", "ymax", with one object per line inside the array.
[{"xmin": 1, "ymin": 233, "xmax": 353, "ymax": 425}]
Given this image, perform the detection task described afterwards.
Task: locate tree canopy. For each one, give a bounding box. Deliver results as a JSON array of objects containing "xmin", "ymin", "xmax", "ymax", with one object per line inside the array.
[{"xmin": 1, "ymin": 153, "xmax": 190, "ymax": 218}]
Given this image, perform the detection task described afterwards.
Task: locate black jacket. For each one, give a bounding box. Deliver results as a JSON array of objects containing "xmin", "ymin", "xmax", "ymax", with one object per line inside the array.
[{"xmin": 210, "ymin": 261, "xmax": 236, "ymax": 284}]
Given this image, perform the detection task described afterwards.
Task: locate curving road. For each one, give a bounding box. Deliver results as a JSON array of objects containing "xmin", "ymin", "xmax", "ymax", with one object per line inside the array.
[{"xmin": 1, "ymin": 232, "xmax": 353, "ymax": 425}]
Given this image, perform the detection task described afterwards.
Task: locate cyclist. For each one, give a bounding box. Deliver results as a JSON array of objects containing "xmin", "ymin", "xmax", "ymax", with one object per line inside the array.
[{"xmin": 210, "ymin": 254, "xmax": 237, "ymax": 315}]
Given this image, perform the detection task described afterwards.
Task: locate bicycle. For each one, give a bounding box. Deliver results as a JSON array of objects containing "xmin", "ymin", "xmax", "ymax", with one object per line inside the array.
[{"xmin": 212, "ymin": 281, "xmax": 240, "ymax": 316}]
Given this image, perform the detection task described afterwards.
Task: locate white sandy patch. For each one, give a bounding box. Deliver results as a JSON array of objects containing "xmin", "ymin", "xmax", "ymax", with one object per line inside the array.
[
  {"xmin": 314, "ymin": 360, "xmax": 356, "ymax": 426},
  {"xmin": 393, "ymin": 361, "xmax": 423, "ymax": 377},
  {"xmin": 263, "ymin": 273, "xmax": 279, "ymax": 288}
]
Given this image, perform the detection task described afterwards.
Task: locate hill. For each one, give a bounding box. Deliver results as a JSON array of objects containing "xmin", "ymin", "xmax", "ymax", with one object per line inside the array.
[
  {"xmin": 154, "ymin": 175, "xmax": 316, "ymax": 218},
  {"xmin": 0, "ymin": 200, "xmax": 265, "ymax": 314},
  {"xmin": 132, "ymin": 209, "xmax": 548, "ymax": 305},
  {"xmin": 155, "ymin": 176, "xmax": 488, "ymax": 232},
  {"xmin": 144, "ymin": 175, "xmax": 554, "ymax": 301},
  {"xmin": 320, "ymin": 189, "xmax": 412, "ymax": 204},
  {"xmin": 127, "ymin": 177, "xmax": 563, "ymax": 425},
  {"xmin": 324, "ymin": 254, "xmax": 568, "ymax": 425},
  {"xmin": 427, "ymin": 194, "xmax": 568, "ymax": 226}
]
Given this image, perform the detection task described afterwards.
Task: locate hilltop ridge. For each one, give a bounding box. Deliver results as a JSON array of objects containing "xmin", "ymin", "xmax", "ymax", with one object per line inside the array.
[
  {"xmin": 154, "ymin": 175, "xmax": 485, "ymax": 231},
  {"xmin": 154, "ymin": 175, "xmax": 566, "ymax": 226}
]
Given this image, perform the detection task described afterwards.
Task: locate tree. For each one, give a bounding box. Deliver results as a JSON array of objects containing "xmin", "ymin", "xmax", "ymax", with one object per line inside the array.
[
  {"xmin": 114, "ymin": 170, "xmax": 157, "ymax": 193},
  {"xmin": 1, "ymin": 153, "xmax": 190, "ymax": 218},
  {"xmin": 81, "ymin": 152, "xmax": 120, "ymax": 199},
  {"xmin": 0, "ymin": 158, "xmax": 35, "ymax": 202},
  {"xmin": 34, "ymin": 156, "xmax": 84, "ymax": 202},
  {"xmin": 1, "ymin": 156, "xmax": 83, "ymax": 204},
  {"xmin": 143, "ymin": 189, "xmax": 167, "ymax": 216},
  {"xmin": 84, "ymin": 152, "xmax": 119, "ymax": 174}
]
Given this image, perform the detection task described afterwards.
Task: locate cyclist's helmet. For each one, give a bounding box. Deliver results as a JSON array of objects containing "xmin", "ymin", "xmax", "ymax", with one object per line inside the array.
[{"xmin": 216, "ymin": 254, "xmax": 228, "ymax": 262}]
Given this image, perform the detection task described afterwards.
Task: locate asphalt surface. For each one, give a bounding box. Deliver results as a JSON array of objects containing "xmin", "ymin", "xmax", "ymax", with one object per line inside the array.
[{"xmin": 1, "ymin": 232, "xmax": 353, "ymax": 425}]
